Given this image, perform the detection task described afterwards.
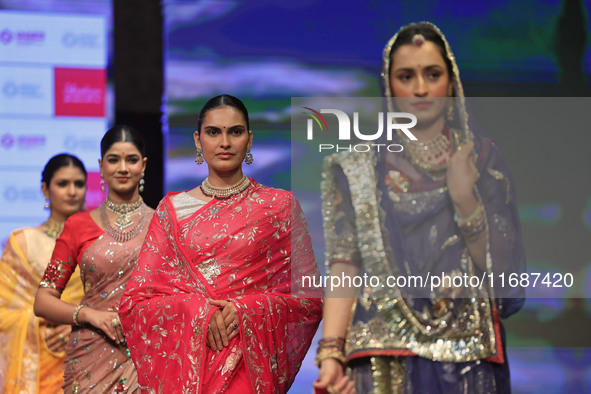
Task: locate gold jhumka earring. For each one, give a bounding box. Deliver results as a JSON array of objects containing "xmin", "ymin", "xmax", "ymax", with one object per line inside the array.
[{"xmin": 195, "ymin": 148, "xmax": 204, "ymax": 165}]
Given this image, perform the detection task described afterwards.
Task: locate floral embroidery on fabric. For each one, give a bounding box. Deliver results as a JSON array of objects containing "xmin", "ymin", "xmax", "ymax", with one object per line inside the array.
[
  {"xmin": 220, "ymin": 345, "xmax": 242, "ymax": 376},
  {"xmin": 119, "ymin": 182, "xmax": 322, "ymax": 394},
  {"xmin": 197, "ymin": 258, "xmax": 221, "ymax": 284},
  {"xmin": 39, "ymin": 257, "xmax": 71, "ymax": 290}
]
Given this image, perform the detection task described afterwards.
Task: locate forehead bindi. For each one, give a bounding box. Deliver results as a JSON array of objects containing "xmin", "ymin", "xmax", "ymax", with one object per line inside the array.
[
  {"xmin": 203, "ymin": 106, "xmax": 247, "ymax": 129},
  {"xmin": 105, "ymin": 142, "xmax": 141, "ymax": 157},
  {"xmin": 107, "ymin": 151, "xmax": 139, "ymax": 158}
]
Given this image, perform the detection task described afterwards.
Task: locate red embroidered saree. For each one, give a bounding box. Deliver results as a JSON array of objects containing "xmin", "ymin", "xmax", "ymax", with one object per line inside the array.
[{"xmin": 119, "ymin": 182, "xmax": 322, "ymax": 393}]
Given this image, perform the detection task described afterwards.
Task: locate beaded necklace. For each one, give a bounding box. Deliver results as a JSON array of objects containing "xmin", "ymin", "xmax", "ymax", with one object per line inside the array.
[
  {"xmin": 105, "ymin": 196, "xmax": 143, "ymax": 229},
  {"xmin": 399, "ymin": 127, "xmax": 453, "ymax": 179},
  {"xmin": 100, "ymin": 203, "xmax": 147, "ymax": 243},
  {"xmin": 200, "ymin": 175, "xmax": 251, "ymax": 199}
]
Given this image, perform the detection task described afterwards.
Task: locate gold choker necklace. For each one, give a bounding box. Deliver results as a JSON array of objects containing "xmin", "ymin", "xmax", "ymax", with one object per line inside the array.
[
  {"xmin": 105, "ymin": 196, "xmax": 143, "ymax": 229},
  {"xmin": 399, "ymin": 129, "xmax": 452, "ymax": 179},
  {"xmin": 100, "ymin": 203, "xmax": 147, "ymax": 242},
  {"xmin": 200, "ymin": 176, "xmax": 251, "ymax": 199},
  {"xmin": 44, "ymin": 218, "xmax": 64, "ymax": 239}
]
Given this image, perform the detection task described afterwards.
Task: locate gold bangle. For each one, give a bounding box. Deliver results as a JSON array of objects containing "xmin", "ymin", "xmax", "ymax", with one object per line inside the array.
[
  {"xmin": 72, "ymin": 304, "xmax": 86, "ymax": 326},
  {"xmin": 315, "ymin": 346, "xmax": 347, "ymax": 368},
  {"xmin": 318, "ymin": 337, "xmax": 346, "ymax": 347},
  {"xmin": 454, "ymin": 203, "xmax": 482, "ymax": 224}
]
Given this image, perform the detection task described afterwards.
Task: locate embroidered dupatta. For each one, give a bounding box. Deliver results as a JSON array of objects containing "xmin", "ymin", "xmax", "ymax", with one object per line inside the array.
[
  {"xmin": 119, "ymin": 182, "xmax": 322, "ymax": 393},
  {"xmin": 321, "ymin": 22, "xmax": 525, "ymax": 366}
]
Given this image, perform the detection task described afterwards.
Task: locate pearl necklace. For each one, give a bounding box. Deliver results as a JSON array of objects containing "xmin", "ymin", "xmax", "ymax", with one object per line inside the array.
[
  {"xmin": 200, "ymin": 175, "xmax": 251, "ymax": 199},
  {"xmin": 105, "ymin": 196, "xmax": 143, "ymax": 229}
]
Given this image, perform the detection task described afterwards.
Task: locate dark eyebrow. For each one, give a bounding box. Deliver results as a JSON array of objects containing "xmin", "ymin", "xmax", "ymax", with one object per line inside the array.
[
  {"xmin": 423, "ymin": 65, "xmax": 444, "ymax": 71},
  {"xmin": 393, "ymin": 67, "xmax": 415, "ymax": 73},
  {"xmin": 106, "ymin": 153, "xmax": 140, "ymax": 158},
  {"xmin": 204, "ymin": 125, "xmax": 246, "ymax": 130},
  {"xmin": 394, "ymin": 64, "xmax": 444, "ymax": 73}
]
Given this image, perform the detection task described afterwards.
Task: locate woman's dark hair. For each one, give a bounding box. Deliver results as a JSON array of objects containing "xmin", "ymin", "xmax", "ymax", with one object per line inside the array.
[
  {"xmin": 41, "ymin": 153, "xmax": 87, "ymax": 185},
  {"xmin": 196, "ymin": 94, "xmax": 250, "ymax": 133},
  {"xmin": 389, "ymin": 22, "xmax": 454, "ymax": 83},
  {"xmin": 100, "ymin": 125, "xmax": 146, "ymax": 158}
]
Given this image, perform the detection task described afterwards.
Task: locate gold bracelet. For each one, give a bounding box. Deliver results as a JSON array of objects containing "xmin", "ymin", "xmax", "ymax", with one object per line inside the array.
[
  {"xmin": 72, "ymin": 304, "xmax": 86, "ymax": 326},
  {"xmin": 318, "ymin": 336, "xmax": 346, "ymax": 347},
  {"xmin": 315, "ymin": 345, "xmax": 347, "ymax": 367},
  {"xmin": 454, "ymin": 203, "xmax": 482, "ymax": 224}
]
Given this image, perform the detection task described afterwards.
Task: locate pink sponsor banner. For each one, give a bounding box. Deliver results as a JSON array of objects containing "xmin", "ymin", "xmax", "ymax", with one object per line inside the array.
[
  {"xmin": 54, "ymin": 67, "xmax": 106, "ymax": 117},
  {"xmin": 85, "ymin": 171, "xmax": 106, "ymax": 210}
]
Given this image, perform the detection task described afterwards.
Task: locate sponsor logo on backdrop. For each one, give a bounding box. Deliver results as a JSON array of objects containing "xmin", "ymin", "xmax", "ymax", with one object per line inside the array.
[
  {"xmin": 64, "ymin": 135, "xmax": 97, "ymax": 151},
  {"xmin": 3, "ymin": 185, "xmax": 40, "ymax": 202},
  {"xmin": 64, "ymin": 82, "xmax": 102, "ymax": 104},
  {"xmin": 2, "ymin": 81, "xmax": 43, "ymax": 99},
  {"xmin": 17, "ymin": 135, "xmax": 45, "ymax": 149},
  {"xmin": 62, "ymin": 32, "xmax": 100, "ymax": 48},
  {"xmin": 0, "ymin": 28, "xmax": 45, "ymax": 46},
  {"xmin": 0, "ymin": 133, "xmax": 45, "ymax": 150},
  {"xmin": 0, "ymin": 29, "xmax": 12, "ymax": 44},
  {"xmin": 1, "ymin": 134, "xmax": 15, "ymax": 149},
  {"xmin": 1, "ymin": 81, "xmax": 16, "ymax": 97},
  {"xmin": 54, "ymin": 68, "xmax": 106, "ymax": 117},
  {"xmin": 303, "ymin": 107, "xmax": 417, "ymax": 152}
]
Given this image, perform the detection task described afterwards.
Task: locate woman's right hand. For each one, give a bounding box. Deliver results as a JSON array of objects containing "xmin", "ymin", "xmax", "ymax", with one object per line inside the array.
[
  {"xmin": 314, "ymin": 358, "xmax": 356, "ymax": 394},
  {"xmin": 207, "ymin": 299, "xmax": 240, "ymax": 351},
  {"xmin": 78, "ymin": 307, "xmax": 125, "ymax": 344},
  {"xmin": 44, "ymin": 323, "xmax": 71, "ymax": 353},
  {"xmin": 207, "ymin": 308, "xmax": 228, "ymax": 351}
]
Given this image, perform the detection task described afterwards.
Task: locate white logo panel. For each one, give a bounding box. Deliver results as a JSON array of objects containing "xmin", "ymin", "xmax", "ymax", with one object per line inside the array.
[
  {"xmin": 0, "ymin": 11, "xmax": 106, "ymax": 67},
  {"xmin": 0, "ymin": 65, "xmax": 52, "ymax": 115}
]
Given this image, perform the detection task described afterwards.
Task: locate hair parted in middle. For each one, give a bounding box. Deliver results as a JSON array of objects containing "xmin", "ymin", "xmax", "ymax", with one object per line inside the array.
[{"xmin": 196, "ymin": 94, "xmax": 250, "ymax": 133}]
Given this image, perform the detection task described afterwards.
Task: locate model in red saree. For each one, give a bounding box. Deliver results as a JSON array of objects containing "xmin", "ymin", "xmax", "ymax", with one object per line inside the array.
[{"xmin": 119, "ymin": 181, "xmax": 322, "ymax": 393}]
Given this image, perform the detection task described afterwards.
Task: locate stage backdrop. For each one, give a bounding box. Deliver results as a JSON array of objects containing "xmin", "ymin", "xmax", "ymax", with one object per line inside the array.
[
  {"xmin": 0, "ymin": 1, "xmax": 112, "ymax": 244},
  {"xmin": 163, "ymin": 1, "xmax": 591, "ymax": 393}
]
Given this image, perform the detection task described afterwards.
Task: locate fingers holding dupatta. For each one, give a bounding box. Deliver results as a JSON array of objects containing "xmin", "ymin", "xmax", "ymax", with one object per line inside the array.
[{"xmin": 207, "ymin": 299, "xmax": 240, "ymax": 351}]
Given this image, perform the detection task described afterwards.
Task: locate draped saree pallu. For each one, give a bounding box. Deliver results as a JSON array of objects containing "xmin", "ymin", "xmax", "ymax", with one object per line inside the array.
[
  {"xmin": 0, "ymin": 228, "xmax": 84, "ymax": 393},
  {"xmin": 119, "ymin": 182, "xmax": 322, "ymax": 394}
]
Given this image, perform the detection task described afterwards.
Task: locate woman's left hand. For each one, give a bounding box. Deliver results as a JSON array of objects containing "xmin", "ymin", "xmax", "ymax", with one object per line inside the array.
[
  {"xmin": 447, "ymin": 141, "xmax": 478, "ymax": 206},
  {"xmin": 44, "ymin": 323, "xmax": 71, "ymax": 353},
  {"xmin": 207, "ymin": 299, "xmax": 240, "ymax": 350}
]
